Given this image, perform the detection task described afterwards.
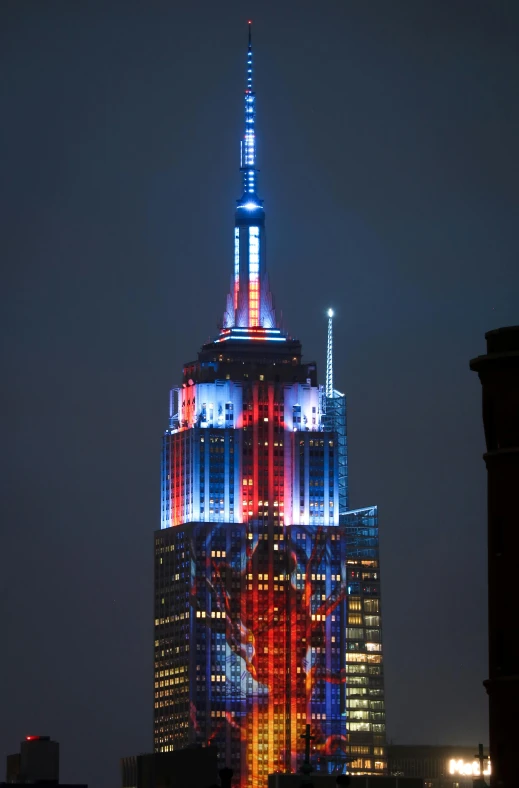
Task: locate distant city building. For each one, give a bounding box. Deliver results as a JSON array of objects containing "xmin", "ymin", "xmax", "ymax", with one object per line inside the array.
[
  {"xmin": 470, "ymin": 325, "xmax": 519, "ymax": 787},
  {"xmin": 153, "ymin": 23, "xmax": 387, "ymax": 788},
  {"xmin": 2, "ymin": 735, "xmax": 86, "ymax": 787},
  {"xmin": 387, "ymin": 744, "xmax": 490, "ymax": 788},
  {"xmin": 5, "ymin": 755, "xmax": 21, "ymax": 785},
  {"xmin": 121, "ymin": 747, "xmax": 218, "ymax": 788},
  {"xmin": 268, "ymin": 775, "xmax": 422, "ymax": 788},
  {"xmin": 5, "ymin": 736, "xmax": 58, "ymax": 784}
]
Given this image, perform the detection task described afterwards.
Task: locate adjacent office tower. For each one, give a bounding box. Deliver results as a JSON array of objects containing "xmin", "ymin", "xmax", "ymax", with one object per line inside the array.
[
  {"xmin": 154, "ymin": 25, "xmax": 386, "ymax": 787},
  {"xmin": 470, "ymin": 326, "xmax": 519, "ymax": 788}
]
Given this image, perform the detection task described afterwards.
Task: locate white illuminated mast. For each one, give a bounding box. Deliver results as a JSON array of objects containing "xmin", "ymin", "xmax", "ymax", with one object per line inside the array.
[
  {"xmin": 240, "ymin": 21, "xmax": 257, "ymax": 198},
  {"xmin": 325, "ymin": 308, "xmax": 334, "ymax": 398}
]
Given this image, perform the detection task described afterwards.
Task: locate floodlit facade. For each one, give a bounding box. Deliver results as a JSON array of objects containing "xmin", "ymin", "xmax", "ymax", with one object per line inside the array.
[{"xmin": 153, "ymin": 24, "xmax": 386, "ymax": 787}]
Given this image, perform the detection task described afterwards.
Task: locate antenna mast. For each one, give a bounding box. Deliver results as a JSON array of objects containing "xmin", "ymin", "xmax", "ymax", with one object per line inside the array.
[
  {"xmin": 241, "ymin": 21, "xmax": 257, "ymax": 196},
  {"xmin": 326, "ymin": 308, "xmax": 334, "ymax": 398},
  {"xmin": 323, "ymin": 306, "xmax": 348, "ymax": 513}
]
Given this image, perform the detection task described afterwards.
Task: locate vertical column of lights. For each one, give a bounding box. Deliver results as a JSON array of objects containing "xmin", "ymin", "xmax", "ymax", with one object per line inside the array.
[
  {"xmin": 244, "ymin": 95, "xmax": 255, "ymax": 165},
  {"xmin": 233, "ymin": 405, "xmax": 243, "ymax": 524},
  {"xmin": 309, "ymin": 536, "xmax": 320, "ymax": 733},
  {"xmin": 257, "ymin": 384, "xmax": 266, "ymax": 785},
  {"xmin": 198, "ymin": 434, "xmax": 205, "ymax": 522},
  {"xmin": 208, "ymin": 436, "xmax": 215, "ymax": 522},
  {"xmin": 250, "ymin": 383, "xmax": 261, "ymax": 788},
  {"xmin": 270, "ymin": 384, "xmax": 278, "ymax": 773},
  {"xmin": 305, "ymin": 537, "xmax": 314, "ymax": 726},
  {"xmin": 244, "ymin": 92, "xmax": 256, "ymax": 193},
  {"xmin": 282, "ymin": 396, "xmax": 293, "ymax": 526},
  {"xmin": 187, "ymin": 432, "xmax": 193, "ymax": 522},
  {"xmin": 265, "ymin": 420, "xmax": 273, "ymax": 783},
  {"xmin": 299, "ymin": 537, "xmax": 309, "ymax": 768},
  {"xmin": 249, "ymin": 227, "xmax": 260, "ymax": 326},
  {"xmin": 224, "ymin": 433, "xmax": 230, "ymax": 522},
  {"xmin": 247, "ymin": 383, "xmax": 270, "ymax": 785},
  {"xmin": 273, "ymin": 385, "xmax": 286, "ymax": 773},
  {"xmin": 161, "ymin": 440, "xmax": 170, "ymax": 529},
  {"xmin": 234, "ymin": 228, "xmax": 240, "ymax": 311},
  {"xmin": 300, "ymin": 439, "xmax": 307, "ymax": 525},
  {"xmin": 242, "ymin": 389, "xmax": 254, "ymax": 524},
  {"xmin": 240, "ymin": 386, "xmax": 253, "ymax": 785},
  {"xmin": 184, "ymin": 434, "xmax": 190, "ymax": 522},
  {"xmin": 172, "ymin": 434, "xmax": 183, "ymax": 526},
  {"xmin": 298, "ymin": 531, "xmax": 309, "ymax": 768},
  {"xmin": 273, "ymin": 393, "xmax": 284, "ymax": 528},
  {"xmin": 266, "ymin": 384, "xmax": 275, "ymax": 777},
  {"xmin": 323, "ymin": 549, "xmax": 332, "ymax": 746},
  {"xmin": 243, "ymin": 27, "xmax": 255, "ymax": 194}
]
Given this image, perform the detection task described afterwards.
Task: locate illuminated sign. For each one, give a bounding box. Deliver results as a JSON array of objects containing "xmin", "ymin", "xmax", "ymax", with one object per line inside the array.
[{"xmin": 449, "ymin": 758, "xmax": 491, "ymax": 776}]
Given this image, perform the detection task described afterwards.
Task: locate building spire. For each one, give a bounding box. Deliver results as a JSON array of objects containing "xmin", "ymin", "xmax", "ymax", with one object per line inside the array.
[
  {"xmin": 220, "ymin": 23, "xmax": 278, "ymax": 333},
  {"xmin": 241, "ymin": 21, "xmax": 257, "ymax": 197},
  {"xmin": 326, "ymin": 309, "xmax": 334, "ymax": 398}
]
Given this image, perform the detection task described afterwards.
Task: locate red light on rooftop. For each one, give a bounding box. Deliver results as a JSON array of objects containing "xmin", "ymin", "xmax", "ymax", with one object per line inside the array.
[{"xmin": 25, "ymin": 736, "xmax": 40, "ymax": 741}]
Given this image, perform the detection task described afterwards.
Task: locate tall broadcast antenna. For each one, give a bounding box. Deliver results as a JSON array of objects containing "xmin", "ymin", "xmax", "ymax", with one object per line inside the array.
[
  {"xmin": 325, "ymin": 308, "xmax": 334, "ymax": 398},
  {"xmin": 323, "ymin": 307, "xmax": 348, "ymax": 513}
]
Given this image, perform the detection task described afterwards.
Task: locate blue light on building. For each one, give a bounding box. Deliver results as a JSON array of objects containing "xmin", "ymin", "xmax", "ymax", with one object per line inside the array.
[{"xmin": 154, "ymin": 22, "xmax": 387, "ymax": 786}]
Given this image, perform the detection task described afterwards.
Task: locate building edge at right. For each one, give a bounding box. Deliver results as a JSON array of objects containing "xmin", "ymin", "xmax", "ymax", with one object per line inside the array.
[{"xmin": 470, "ymin": 325, "xmax": 519, "ymax": 788}]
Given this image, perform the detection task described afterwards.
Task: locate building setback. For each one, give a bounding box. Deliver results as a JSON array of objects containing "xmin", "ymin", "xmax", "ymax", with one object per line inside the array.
[{"xmin": 153, "ymin": 24, "xmax": 386, "ymax": 787}]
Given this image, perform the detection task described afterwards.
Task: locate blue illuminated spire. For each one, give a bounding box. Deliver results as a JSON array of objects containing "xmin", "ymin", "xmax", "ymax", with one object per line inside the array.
[
  {"xmin": 241, "ymin": 21, "xmax": 257, "ymax": 198},
  {"xmin": 222, "ymin": 23, "xmax": 276, "ymax": 331}
]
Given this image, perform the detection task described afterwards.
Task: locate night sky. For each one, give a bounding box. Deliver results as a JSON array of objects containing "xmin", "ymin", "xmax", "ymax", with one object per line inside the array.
[{"xmin": 2, "ymin": 2, "xmax": 518, "ymax": 786}]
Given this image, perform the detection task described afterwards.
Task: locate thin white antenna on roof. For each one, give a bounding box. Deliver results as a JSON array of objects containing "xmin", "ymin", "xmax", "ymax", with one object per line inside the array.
[{"xmin": 325, "ymin": 308, "xmax": 334, "ymax": 398}]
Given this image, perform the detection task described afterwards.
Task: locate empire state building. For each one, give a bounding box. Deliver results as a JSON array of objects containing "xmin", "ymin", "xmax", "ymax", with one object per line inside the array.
[{"xmin": 154, "ymin": 24, "xmax": 387, "ymax": 787}]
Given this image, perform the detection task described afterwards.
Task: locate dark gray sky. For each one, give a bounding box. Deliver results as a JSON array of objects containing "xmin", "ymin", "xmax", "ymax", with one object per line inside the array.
[{"xmin": 1, "ymin": 1, "xmax": 518, "ymax": 786}]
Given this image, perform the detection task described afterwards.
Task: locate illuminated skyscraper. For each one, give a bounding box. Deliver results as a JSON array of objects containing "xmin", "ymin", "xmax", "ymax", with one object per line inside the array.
[{"xmin": 154, "ymin": 24, "xmax": 387, "ymax": 786}]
